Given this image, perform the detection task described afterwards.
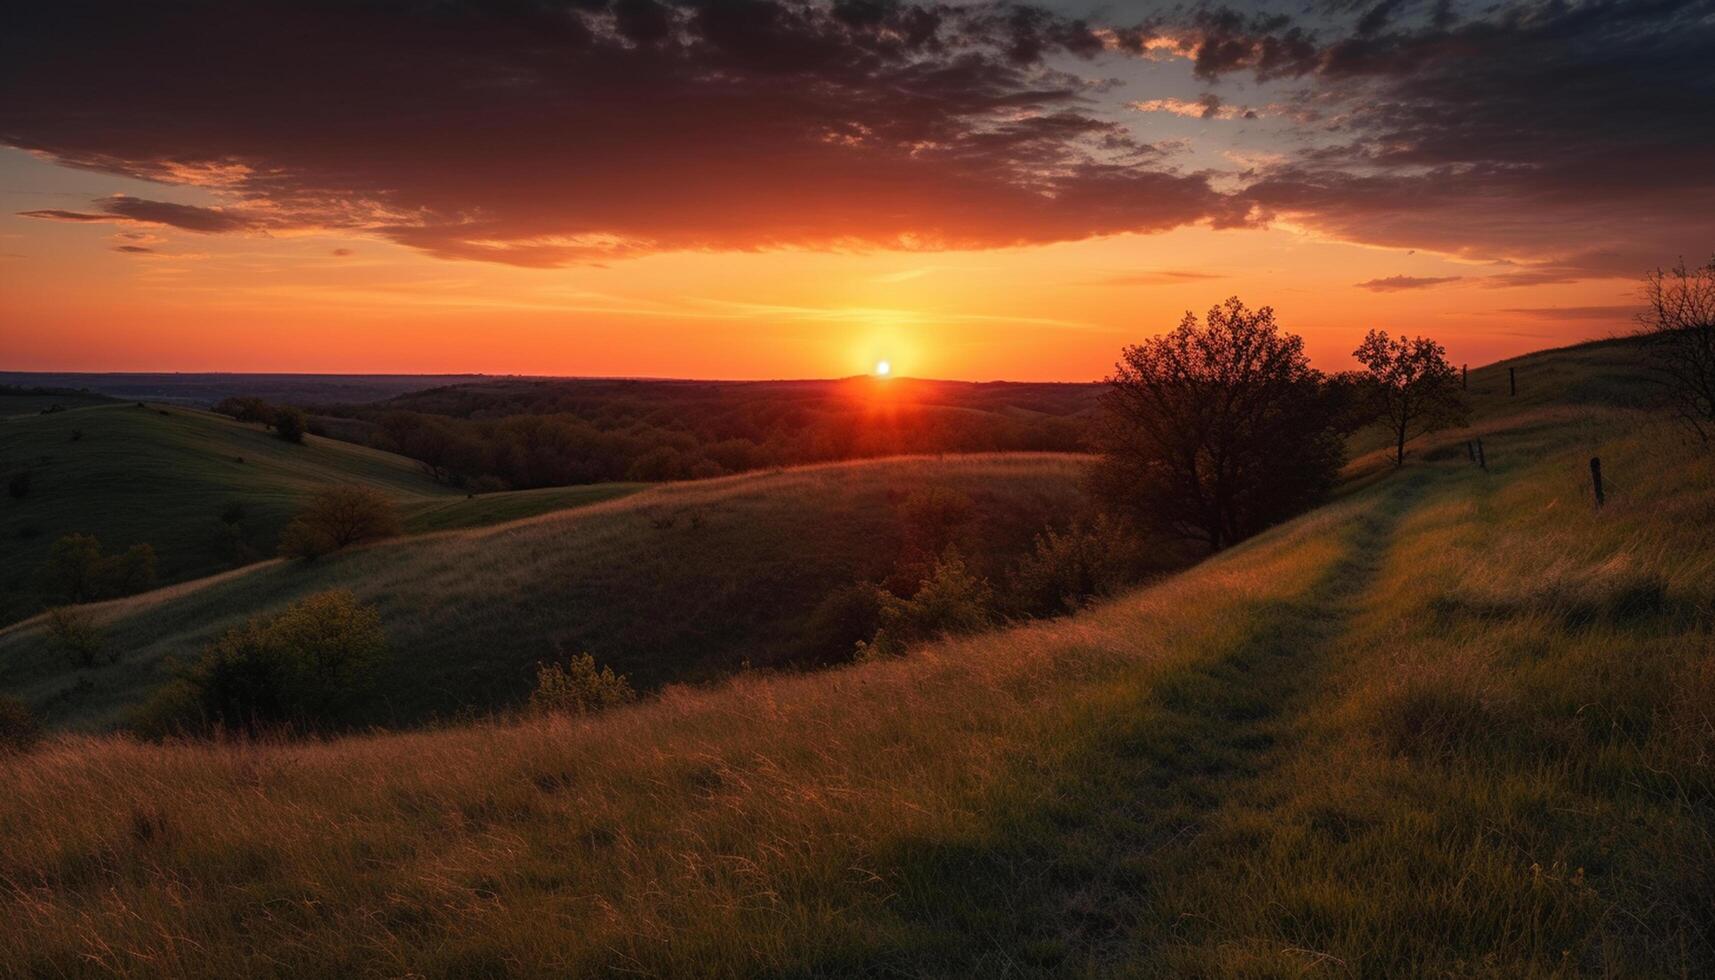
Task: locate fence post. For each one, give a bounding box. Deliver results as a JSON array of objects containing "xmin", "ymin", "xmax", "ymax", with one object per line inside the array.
[
  {"xmin": 1462, "ymin": 364, "xmax": 1468, "ymax": 390},
  {"xmin": 1590, "ymin": 456, "xmax": 1605, "ymax": 508},
  {"xmin": 1466, "ymin": 439, "xmax": 1475, "ymax": 462},
  {"xmin": 1509, "ymin": 367, "xmax": 1516, "ymax": 396},
  {"xmin": 1476, "ymin": 438, "xmax": 1487, "ymax": 470}
]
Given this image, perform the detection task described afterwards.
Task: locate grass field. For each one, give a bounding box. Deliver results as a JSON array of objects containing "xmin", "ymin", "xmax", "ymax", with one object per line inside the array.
[
  {"xmin": 0, "ymin": 400, "xmax": 642, "ymax": 626},
  {"xmin": 1, "ymin": 339, "xmax": 1709, "ymax": 975},
  {"xmin": 0, "ymin": 453, "xmax": 1089, "ymax": 729}
]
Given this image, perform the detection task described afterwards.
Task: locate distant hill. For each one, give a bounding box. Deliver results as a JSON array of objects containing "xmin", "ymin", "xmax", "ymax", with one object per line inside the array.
[
  {"xmin": 0, "ymin": 453, "xmax": 1090, "ymax": 729},
  {"xmin": 0, "ymin": 400, "xmax": 641, "ymax": 626},
  {"xmin": 0, "ymin": 372, "xmax": 494, "ymax": 407},
  {"xmin": 3, "ymin": 336, "xmax": 1707, "ymax": 975}
]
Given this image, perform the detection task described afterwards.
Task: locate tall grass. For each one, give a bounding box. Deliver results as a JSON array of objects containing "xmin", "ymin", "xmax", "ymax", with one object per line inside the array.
[{"xmin": 3, "ymin": 382, "xmax": 1709, "ymax": 975}]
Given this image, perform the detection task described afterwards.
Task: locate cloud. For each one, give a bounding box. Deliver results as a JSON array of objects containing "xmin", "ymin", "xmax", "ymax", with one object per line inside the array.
[
  {"xmin": 1355, "ymin": 274, "xmax": 1463, "ymax": 291},
  {"xmin": 1499, "ymin": 305, "xmax": 1642, "ymax": 321},
  {"xmin": 20, "ymin": 195, "xmax": 261, "ymax": 233},
  {"xmin": 0, "ymin": 0, "xmax": 1227, "ymax": 267},
  {"xmin": 111, "ymin": 244, "xmax": 156, "ymax": 254},
  {"xmin": 331, "ymin": 248, "xmax": 355, "ymax": 257},
  {"xmin": 1129, "ymin": 94, "xmax": 1259, "ymax": 120},
  {"xmin": 1094, "ymin": 270, "xmax": 1226, "ymax": 286},
  {"xmin": 16, "ymin": 209, "xmax": 109, "ymax": 223}
]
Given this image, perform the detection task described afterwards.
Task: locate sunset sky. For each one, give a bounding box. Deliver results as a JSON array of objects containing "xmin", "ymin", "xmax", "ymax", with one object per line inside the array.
[{"xmin": 3, "ymin": 0, "xmax": 1711, "ymax": 380}]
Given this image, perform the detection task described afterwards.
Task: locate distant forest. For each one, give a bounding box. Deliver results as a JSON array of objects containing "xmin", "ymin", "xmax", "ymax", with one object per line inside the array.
[{"xmin": 259, "ymin": 379, "xmax": 1100, "ymax": 488}]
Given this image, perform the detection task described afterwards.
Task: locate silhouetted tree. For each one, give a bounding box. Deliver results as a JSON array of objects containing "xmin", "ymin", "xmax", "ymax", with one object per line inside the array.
[
  {"xmin": 1092, "ymin": 298, "xmax": 1346, "ymax": 550},
  {"xmin": 1637, "ymin": 256, "xmax": 1715, "ymax": 443},
  {"xmin": 273, "ymin": 406, "xmax": 308, "ymax": 444},
  {"xmin": 37, "ymin": 534, "xmax": 157, "ymax": 603},
  {"xmin": 278, "ymin": 485, "xmax": 401, "ymax": 558},
  {"xmin": 1353, "ymin": 330, "xmax": 1468, "ymax": 467}
]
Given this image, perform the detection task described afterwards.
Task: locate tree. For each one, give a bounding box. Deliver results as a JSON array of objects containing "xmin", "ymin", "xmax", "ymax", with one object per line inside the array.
[
  {"xmin": 278, "ymin": 485, "xmax": 401, "ymax": 558},
  {"xmin": 273, "ymin": 406, "xmax": 308, "ymax": 443},
  {"xmin": 1636, "ymin": 256, "xmax": 1715, "ymax": 443},
  {"xmin": 1352, "ymin": 330, "xmax": 1468, "ymax": 467},
  {"xmin": 46, "ymin": 606, "xmax": 110, "ymax": 668},
  {"xmin": 1091, "ymin": 298, "xmax": 1347, "ymax": 551},
  {"xmin": 529, "ymin": 652, "xmax": 636, "ymax": 716},
  {"xmin": 37, "ymin": 534, "xmax": 157, "ymax": 603}
]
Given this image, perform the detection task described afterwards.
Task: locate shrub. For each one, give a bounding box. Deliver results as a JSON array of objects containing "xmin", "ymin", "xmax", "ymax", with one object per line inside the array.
[
  {"xmin": 0, "ymin": 696, "xmax": 39, "ymax": 754},
  {"xmin": 37, "ymin": 534, "xmax": 157, "ymax": 603},
  {"xmin": 861, "ymin": 547, "xmax": 995, "ymax": 659},
  {"xmin": 46, "ymin": 606, "xmax": 111, "ymax": 668},
  {"xmin": 529, "ymin": 652, "xmax": 636, "ymax": 716},
  {"xmin": 214, "ymin": 396, "xmax": 276, "ymax": 424},
  {"xmin": 7, "ymin": 470, "xmax": 30, "ymax": 499},
  {"xmin": 273, "ymin": 406, "xmax": 307, "ymax": 444},
  {"xmin": 1008, "ymin": 514, "xmax": 1153, "ymax": 618},
  {"xmin": 149, "ymin": 589, "xmax": 388, "ymax": 735},
  {"xmin": 278, "ymin": 485, "xmax": 401, "ymax": 558}
]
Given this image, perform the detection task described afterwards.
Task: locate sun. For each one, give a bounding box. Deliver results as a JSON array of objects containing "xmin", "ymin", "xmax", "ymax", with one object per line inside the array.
[{"xmin": 874, "ymin": 359, "xmax": 892, "ymax": 377}]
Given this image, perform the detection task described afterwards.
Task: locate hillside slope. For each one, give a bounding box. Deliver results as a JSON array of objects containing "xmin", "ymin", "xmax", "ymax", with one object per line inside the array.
[
  {"xmin": 0, "ymin": 401, "xmax": 641, "ymax": 625},
  {"xmin": 1, "ymin": 339, "xmax": 1709, "ymax": 975},
  {"xmin": 0, "ymin": 453, "xmax": 1090, "ymax": 729}
]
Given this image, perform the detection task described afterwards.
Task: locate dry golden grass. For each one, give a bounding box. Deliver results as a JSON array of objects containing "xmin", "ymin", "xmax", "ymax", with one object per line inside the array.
[{"xmin": 2, "ymin": 343, "xmax": 1710, "ymax": 976}]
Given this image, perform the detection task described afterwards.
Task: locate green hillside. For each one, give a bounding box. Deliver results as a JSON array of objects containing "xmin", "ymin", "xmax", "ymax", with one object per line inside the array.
[
  {"xmin": 2, "ymin": 337, "xmax": 1708, "ymax": 975},
  {"xmin": 0, "ymin": 401, "xmax": 642, "ymax": 626},
  {"xmin": 0, "ymin": 453, "xmax": 1089, "ymax": 729}
]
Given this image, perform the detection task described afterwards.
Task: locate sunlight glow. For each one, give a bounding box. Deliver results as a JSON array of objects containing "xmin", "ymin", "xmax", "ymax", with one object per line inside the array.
[{"xmin": 874, "ymin": 359, "xmax": 891, "ymax": 377}]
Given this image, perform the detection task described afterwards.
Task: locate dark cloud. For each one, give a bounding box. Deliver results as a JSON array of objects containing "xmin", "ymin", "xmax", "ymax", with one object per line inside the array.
[
  {"xmin": 331, "ymin": 248, "xmax": 355, "ymax": 257},
  {"xmin": 1355, "ymin": 274, "xmax": 1463, "ymax": 291},
  {"xmin": 20, "ymin": 196, "xmax": 261, "ymax": 233},
  {"xmin": 1210, "ymin": 0, "xmax": 1715, "ymax": 275},
  {"xmin": 111, "ymin": 245, "xmax": 155, "ymax": 253},
  {"xmin": 16, "ymin": 209, "xmax": 109, "ymax": 223},
  {"xmin": 0, "ymin": 0, "xmax": 1224, "ymax": 266}
]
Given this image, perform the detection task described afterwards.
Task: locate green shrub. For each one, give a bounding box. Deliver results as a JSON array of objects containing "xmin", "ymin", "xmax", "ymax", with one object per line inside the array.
[
  {"xmin": 145, "ymin": 590, "xmax": 388, "ymax": 735},
  {"xmin": 529, "ymin": 652, "xmax": 636, "ymax": 716},
  {"xmin": 278, "ymin": 485, "xmax": 401, "ymax": 558},
  {"xmin": 1007, "ymin": 514, "xmax": 1153, "ymax": 617},
  {"xmin": 0, "ymin": 696, "xmax": 39, "ymax": 754},
  {"xmin": 46, "ymin": 606, "xmax": 111, "ymax": 668},
  {"xmin": 37, "ymin": 533, "xmax": 157, "ymax": 603},
  {"xmin": 860, "ymin": 547, "xmax": 995, "ymax": 659}
]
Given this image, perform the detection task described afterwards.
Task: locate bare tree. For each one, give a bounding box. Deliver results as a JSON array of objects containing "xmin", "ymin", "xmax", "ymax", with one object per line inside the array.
[
  {"xmin": 1637, "ymin": 256, "xmax": 1715, "ymax": 443},
  {"xmin": 1091, "ymin": 298, "xmax": 1347, "ymax": 551},
  {"xmin": 1353, "ymin": 330, "xmax": 1468, "ymax": 467}
]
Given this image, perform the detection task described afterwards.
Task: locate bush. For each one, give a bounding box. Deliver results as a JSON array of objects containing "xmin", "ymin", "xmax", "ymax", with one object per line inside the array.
[
  {"xmin": 1008, "ymin": 514, "xmax": 1154, "ymax": 618},
  {"xmin": 529, "ymin": 652, "xmax": 636, "ymax": 715},
  {"xmin": 860, "ymin": 547, "xmax": 996, "ymax": 659},
  {"xmin": 278, "ymin": 485, "xmax": 401, "ymax": 558},
  {"xmin": 214, "ymin": 396, "xmax": 277, "ymax": 424},
  {"xmin": 147, "ymin": 589, "xmax": 388, "ymax": 735},
  {"xmin": 273, "ymin": 406, "xmax": 307, "ymax": 444},
  {"xmin": 0, "ymin": 696, "xmax": 40, "ymax": 754},
  {"xmin": 7, "ymin": 470, "xmax": 30, "ymax": 500},
  {"xmin": 37, "ymin": 534, "xmax": 157, "ymax": 603},
  {"xmin": 46, "ymin": 606, "xmax": 111, "ymax": 668}
]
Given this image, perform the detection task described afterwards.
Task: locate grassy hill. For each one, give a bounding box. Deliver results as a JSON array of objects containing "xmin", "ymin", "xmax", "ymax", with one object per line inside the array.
[
  {"xmin": 0, "ymin": 400, "xmax": 642, "ymax": 626},
  {"xmin": 1, "ymin": 337, "xmax": 1708, "ymax": 975},
  {"xmin": 0, "ymin": 453, "xmax": 1090, "ymax": 729}
]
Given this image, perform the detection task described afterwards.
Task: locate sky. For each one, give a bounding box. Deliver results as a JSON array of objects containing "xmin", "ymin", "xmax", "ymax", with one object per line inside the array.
[{"xmin": 2, "ymin": 0, "xmax": 1711, "ymax": 381}]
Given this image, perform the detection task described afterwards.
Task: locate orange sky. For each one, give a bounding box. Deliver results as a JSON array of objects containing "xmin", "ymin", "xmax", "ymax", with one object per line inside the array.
[{"xmin": 3, "ymin": 1, "xmax": 1694, "ymax": 382}]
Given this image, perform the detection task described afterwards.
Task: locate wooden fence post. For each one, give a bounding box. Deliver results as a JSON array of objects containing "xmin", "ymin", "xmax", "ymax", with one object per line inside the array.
[
  {"xmin": 1462, "ymin": 364, "xmax": 1468, "ymax": 390},
  {"xmin": 1509, "ymin": 367, "xmax": 1516, "ymax": 396},
  {"xmin": 1476, "ymin": 438, "xmax": 1487, "ymax": 470},
  {"xmin": 1590, "ymin": 457, "xmax": 1605, "ymax": 508}
]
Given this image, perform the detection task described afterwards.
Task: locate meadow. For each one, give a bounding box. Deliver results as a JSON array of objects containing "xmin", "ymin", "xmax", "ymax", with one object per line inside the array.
[
  {"xmin": 0, "ymin": 339, "xmax": 1709, "ymax": 975},
  {"xmin": 0, "ymin": 398, "xmax": 643, "ymax": 626},
  {"xmin": 0, "ymin": 453, "xmax": 1090, "ymax": 729}
]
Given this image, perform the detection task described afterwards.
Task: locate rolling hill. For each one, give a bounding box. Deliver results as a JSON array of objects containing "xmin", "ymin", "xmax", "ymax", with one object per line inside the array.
[
  {"xmin": 0, "ymin": 453, "xmax": 1092, "ymax": 729},
  {"xmin": 1, "ymin": 338, "xmax": 1708, "ymax": 975},
  {"xmin": 0, "ymin": 399, "xmax": 643, "ymax": 626}
]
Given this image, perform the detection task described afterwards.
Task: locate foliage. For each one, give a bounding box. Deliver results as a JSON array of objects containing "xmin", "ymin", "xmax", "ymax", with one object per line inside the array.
[
  {"xmin": 45, "ymin": 606, "xmax": 110, "ymax": 669},
  {"xmin": 1353, "ymin": 328, "xmax": 1469, "ymax": 466},
  {"xmin": 272, "ymin": 406, "xmax": 308, "ymax": 444},
  {"xmin": 0, "ymin": 696, "xmax": 39, "ymax": 754},
  {"xmin": 36, "ymin": 533, "xmax": 157, "ymax": 603},
  {"xmin": 1091, "ymin": 297, "xmax": 1348, "ymax": 550},
  {"xmin": 860, "ymin": 547, "xmax": 996, "ymax": 659},
  {"xmin": 1637, "ymin": 255, "xmax": 1715, "ymax": 443},
  {"xmin": 278, "ymin": 485, "xmax": 402, "ymax": 558},
  {"xmin": 148, "ymin": 590, "xmax": 388, "ymax": 735},
  {"xmin": 212, "ymin": 396, "xmax": 277, "ymax": 425},
  {"xmin": 529, "ymin": 652, "xmax": 636, "ymax": 716},
  {"xmin": 1007, "ymin": 513, "xmax": 1154, "ymax": 617}
]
